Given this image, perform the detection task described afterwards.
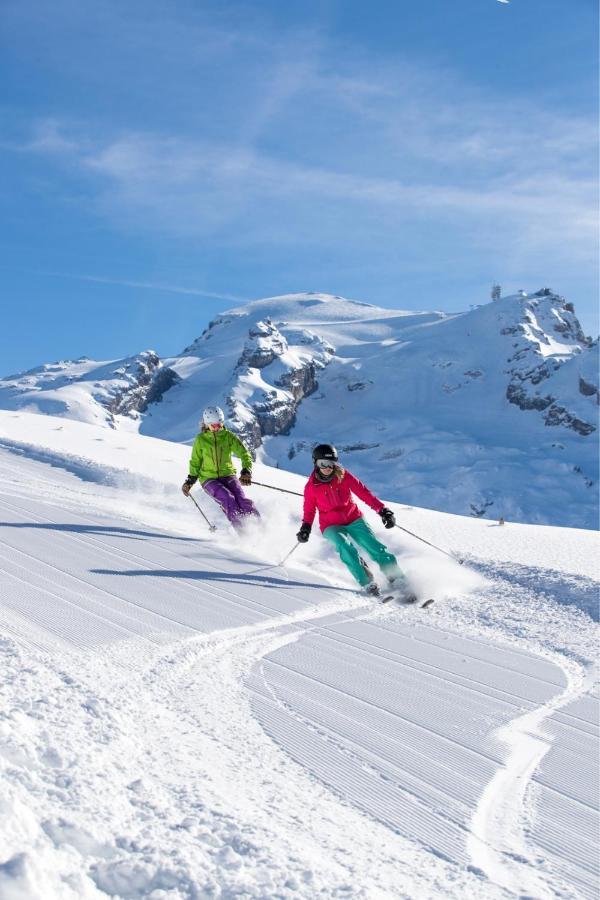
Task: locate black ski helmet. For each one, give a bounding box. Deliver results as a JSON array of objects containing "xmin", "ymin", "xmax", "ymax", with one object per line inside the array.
[{"xmin": 312, "ymin": 443, "xmax": 338, "ymax": 465}]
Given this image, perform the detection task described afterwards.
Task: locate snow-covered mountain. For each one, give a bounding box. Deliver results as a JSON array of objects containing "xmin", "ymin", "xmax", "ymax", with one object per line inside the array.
[
  {"xmin": 0, "ymin": 350, "xmax": 180, "ymax": 429},
  {"xmin": 0, "ymin": 411, "xmax": 598, "ymax": 899},
  {"xmin": 1, "ymin": 289, "xmax": 597, "ymax": 527}
]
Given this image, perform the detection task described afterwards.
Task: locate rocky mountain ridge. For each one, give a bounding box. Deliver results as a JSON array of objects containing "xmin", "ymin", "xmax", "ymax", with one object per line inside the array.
[{"xmin": 0, "ymin": 351, "xmax": 181, "ymax": 428}]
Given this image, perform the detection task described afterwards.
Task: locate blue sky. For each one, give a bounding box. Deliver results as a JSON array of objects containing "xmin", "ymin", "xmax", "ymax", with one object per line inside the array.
[{"xmin": 1, "ymin": 0, "xmax": 598, "ymax": 376}]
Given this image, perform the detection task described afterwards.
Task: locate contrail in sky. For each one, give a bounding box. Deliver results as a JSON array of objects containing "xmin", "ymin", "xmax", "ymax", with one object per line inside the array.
[{"xmin": 42, "ymin": 271, "xmax": 249, "ymax": 304}]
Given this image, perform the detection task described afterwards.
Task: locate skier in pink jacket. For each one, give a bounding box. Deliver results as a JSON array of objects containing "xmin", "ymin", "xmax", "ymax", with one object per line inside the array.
[{"xmin": 296, "ymin": 444, "xmax": 408, "ymax": 597}]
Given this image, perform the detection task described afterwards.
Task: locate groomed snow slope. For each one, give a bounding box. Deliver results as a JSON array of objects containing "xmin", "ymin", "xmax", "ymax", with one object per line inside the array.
[{"xmin": 0, "ymin": 412, "xmax": 598, "ymax": 899}]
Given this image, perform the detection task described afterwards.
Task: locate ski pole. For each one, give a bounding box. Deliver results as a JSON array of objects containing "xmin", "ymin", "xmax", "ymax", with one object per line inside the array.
[
  {"xmin": 187, "ymin": 492, "xmax": 217, "ymax": 532},
  {"xmin": 251, "ymin": 480, "xmax": 303, "ymax": 497},
  {"xmin": 278, "ymin": 542, "xmax": 300, "ymax": 566},
  {"xmin": 394, "ymin": 523, "xmax": 464, "ymax": 565},
  {"xmin": 254, "ymin": 480, "xmax": 464, "ymax": 563}
]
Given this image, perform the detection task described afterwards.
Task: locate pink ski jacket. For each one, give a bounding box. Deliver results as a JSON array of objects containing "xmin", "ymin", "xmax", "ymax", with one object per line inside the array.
[{"xmin": 302, "ymin": 469, "xmax": 384, "ymax": 532}]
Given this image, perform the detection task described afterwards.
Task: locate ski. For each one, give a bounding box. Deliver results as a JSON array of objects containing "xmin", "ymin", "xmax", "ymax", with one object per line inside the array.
[
  {"xmin": 358, "ymin": 579, "xmax": 434, "ymax": 609},
  {"xmin": 381, "ymin": 593, "xmax": 434, "ymax": 609}
]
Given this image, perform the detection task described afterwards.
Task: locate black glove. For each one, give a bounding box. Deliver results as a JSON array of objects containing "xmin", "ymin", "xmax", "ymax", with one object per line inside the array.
[
  {"xmin": 296, "ymin": 523, "xmax": 311, "ymax": 543},
  {"xmin": 182, "ymin": 476, "xmax": 197, "ymax": 496},
  {"xmin": 239, "ymin": 468, "xmax": 252, "ymax": 486},
  {"xmin": 379, "ymin": 507, "xmax": 396, "ymax": 529}
]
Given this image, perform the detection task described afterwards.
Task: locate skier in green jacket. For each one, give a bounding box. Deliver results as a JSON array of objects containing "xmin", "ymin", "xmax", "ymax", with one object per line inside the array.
[{"xmin": 181, "ymin": 406, "xmax": 260, "ymax": 528}]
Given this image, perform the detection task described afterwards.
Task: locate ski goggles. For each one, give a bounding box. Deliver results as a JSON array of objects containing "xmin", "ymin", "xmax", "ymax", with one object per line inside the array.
[{"xmin": 315, "ymin": 459, "xmax": 335, "ymax": 469}]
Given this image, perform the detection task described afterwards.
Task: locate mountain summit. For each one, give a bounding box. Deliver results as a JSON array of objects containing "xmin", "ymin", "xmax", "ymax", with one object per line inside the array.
[{"xmin": 1, "ymin": 289, "xmax": 597, "ymax": 527}]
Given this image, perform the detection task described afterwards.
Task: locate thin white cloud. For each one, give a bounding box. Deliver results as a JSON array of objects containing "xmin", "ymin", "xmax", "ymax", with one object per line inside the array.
[
  {"xmin": 13, "ymin": 30, "xmax": 598, "ymax": 274},
  {"xmin": 56, "ymin": 128, "xmax": 593, "ymax": 264},
  {"xmin": 25, "ymin": 119, "xmax": 83, "ymax": 155}
]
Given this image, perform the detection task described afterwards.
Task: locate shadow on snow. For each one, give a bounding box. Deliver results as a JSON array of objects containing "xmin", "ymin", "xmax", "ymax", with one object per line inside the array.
[
  {"xmin": 90, "ymin": 567, "xmax": 340, "ymax": 592},
  {"xmin": 0, "ymin": 521, "xmax": 197, "ymax": 543}
]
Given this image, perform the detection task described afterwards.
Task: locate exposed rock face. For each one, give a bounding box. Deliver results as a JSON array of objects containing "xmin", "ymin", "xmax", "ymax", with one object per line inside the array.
[
  {"xmin": 107, "ymin": 352, "xmax": 181, "ymax": 417},
  {"xmin": 470, "ymin": 498, "xmax": 494, "ymax": 517},
  {"xmin": 254, "ymin": 394, "xmax": 298, "ymax": 436},
  {"xmin": 506, "ymin": 383, "xmax": 553, "ymax": 412},
  {"xmin": 340, "ymin": 442, "xmax": 381, "ymax": 453},
  {"xmin": 139, "ymin": 366, "xmax": 182, "ymax": 411},
  {"xmin": 185, "ymin": 314, "xmax": 240, "ymax": 348},
  {"xmin": 0, "ymin": 349, "xmax": 184, "ymax": 427},
  {"xmin": 226, "ymin": 320, "xmax": 333, "ymax": 450},
  {"xmin": 579, "ymin": 377, "xmax": 598, "ymax": 399},
  {"xmin": 543, "ymin": 405, "xmax": 595, "ymax": 436},
  {"xmin": 225, "ymin": 401, "xmax": 263, "ymax": 449},
  {"xmin": 274, "ymin": 363, "xmax": 319, "ymax": 402},
  {"xmin": 347, "ymin": 381, "xmax": 373, "ymax": 392},
  {"xmin": 503, "ymin": 294, "xmax": 596, "ymax": 435},
  {"xmin": 237, "ymin": 320, "xmax": 288, "ymax": 369}
]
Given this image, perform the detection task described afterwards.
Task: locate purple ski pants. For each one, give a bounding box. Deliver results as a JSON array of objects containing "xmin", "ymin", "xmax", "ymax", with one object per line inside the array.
[{"xmin": 202, "ymin": 476, "xmax": 259, "ymax": 528}]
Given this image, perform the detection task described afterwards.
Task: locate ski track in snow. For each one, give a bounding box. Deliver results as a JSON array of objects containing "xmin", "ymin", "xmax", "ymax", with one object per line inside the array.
[
  {"xmin": 466, "ymin": 662, "xmax": 593, "ymax": 897},
  {"xmin": 0, "ymin": 448, "xmax": 598, "ymax": 899},
  {"xmin": 250, "ymin": 612, "xmax": 597, "ymax": 899}
]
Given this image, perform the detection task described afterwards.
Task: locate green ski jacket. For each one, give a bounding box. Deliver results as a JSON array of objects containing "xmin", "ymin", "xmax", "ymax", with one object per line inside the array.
[{"xmin": 188, "ymin": 428, "xmax": 253, "ymax": 482}]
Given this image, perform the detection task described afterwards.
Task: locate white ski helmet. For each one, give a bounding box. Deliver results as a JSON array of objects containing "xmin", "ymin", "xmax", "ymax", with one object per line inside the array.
[{"xmin": 202, "ymin": 406, "xmax": 225, "ymax": 427}]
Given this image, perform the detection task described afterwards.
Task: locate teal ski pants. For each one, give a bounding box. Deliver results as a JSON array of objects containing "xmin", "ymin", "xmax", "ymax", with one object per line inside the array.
[{"xmin": 322, "ymin": 517, "xmax": 402, "ymax": 587}]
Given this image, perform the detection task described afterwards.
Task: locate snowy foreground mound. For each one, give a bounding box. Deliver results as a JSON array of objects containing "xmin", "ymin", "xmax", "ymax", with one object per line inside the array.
[
  {"xmin": 0, "ymin": 412, "xmax": 598, "ymax": 900},
  {"xmin": 1, "ymin": 289, "xmax": 597, "ymax": 528}
]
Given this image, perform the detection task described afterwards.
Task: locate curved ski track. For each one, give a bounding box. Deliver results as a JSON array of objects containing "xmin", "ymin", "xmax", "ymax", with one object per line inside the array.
[{"xmin": 249, "ymin": 601, "xmax": 598, "ymax": 897}]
